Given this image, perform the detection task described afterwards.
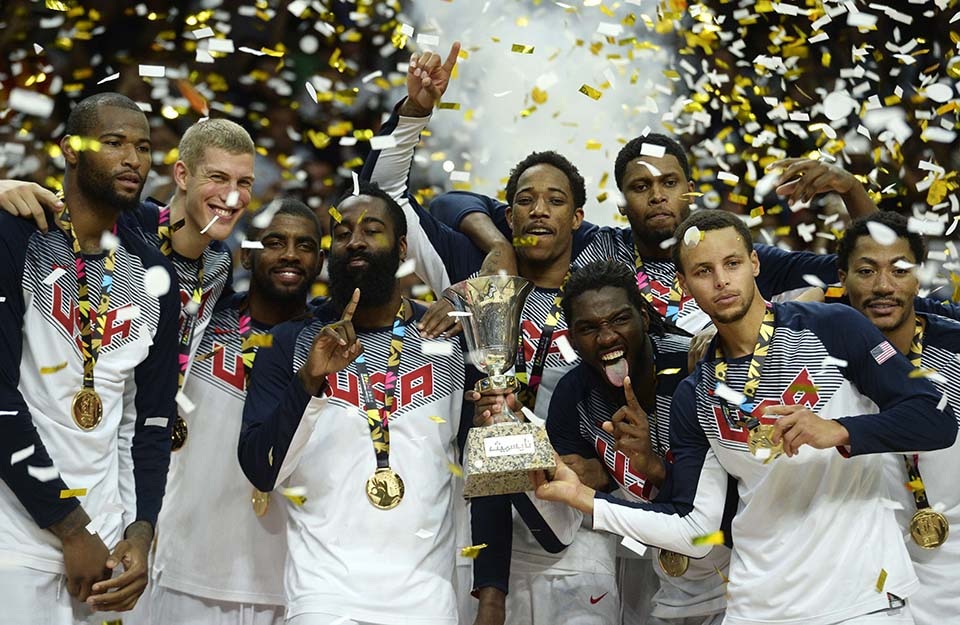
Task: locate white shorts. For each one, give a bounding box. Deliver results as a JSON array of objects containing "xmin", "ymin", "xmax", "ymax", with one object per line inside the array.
[
  {"xmin": 618, "ymin": 556, "xmax": 659, "ymax": 625},
  {"xmin": 835, "ymin": 603, "xmax": 914, "ymax": 624},
  {"xmin": 150, "ymin": 583, "xmax": 285, "ymax": 625},
  {"xmin": 0, "ymin": 564, "xmax": 125, "ymax": 625},
  {"xmin": 286, "ymin": 615, "xmax": 379, "ymax": 625},
  {"xmin": 505, "ymin": 571, "xmax": 619, "ymax": 625}
]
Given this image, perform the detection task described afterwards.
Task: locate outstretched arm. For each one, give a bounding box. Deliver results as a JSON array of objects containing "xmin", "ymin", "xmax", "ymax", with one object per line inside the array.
[{"xmin": 768, "ymin": 157, "xmax": 878, "ymax": 218}]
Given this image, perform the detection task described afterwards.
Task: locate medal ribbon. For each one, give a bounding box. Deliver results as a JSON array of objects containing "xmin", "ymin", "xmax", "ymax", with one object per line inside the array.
[
  {"xmin": 354, "ymin": 302, "xmax": 406, "ymax": 470},
  {"xmin": 158, "ymin": 207, "xmax": 204, "ymax": 389},
  {"xmin": 59, "ymin": 204, "xmax": 118, "ymax": 392},
  {"xmin": 713, "ymin": 304, "xmax": 775, "ymax": 431},
  {"xmin": 515, "ymin": 274, "xmax": 569, "ymax": 408},
  {"xmin": 905, "ymin": 316, "xmax": 933, "ymax": 511},
  {"xmin": 634, "ymin": 246, "xmax": 683, "ymax": 322}
]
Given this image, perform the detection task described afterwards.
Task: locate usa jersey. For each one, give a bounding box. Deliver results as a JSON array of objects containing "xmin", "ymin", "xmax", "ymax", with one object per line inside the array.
[
  {"xmin": 239, "ymin": 301, "xmax": 471, "ymax": 625},
  {"xmin": 544, "ymin": 332, "xmax": 728, "ymax": 619},
  {"xmin": 882, "ymin": 312, "xmax": 960, "ymax": 625},
  {"xmin": 128, "ymin": 201, "xmax": 233, "ymax": 376},
  {"xmin": 588, "ymin": 302, "xmax": 956, "ymax": 625},
  {"xmin": 153, "ymin": 293, "xmax": 285, "ymax": 606},
  {"xmin": 0, "ymin": 213, "xmax": 179, "ymax": 573}
]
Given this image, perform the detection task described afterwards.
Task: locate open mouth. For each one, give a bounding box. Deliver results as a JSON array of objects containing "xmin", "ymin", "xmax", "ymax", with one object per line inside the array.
[
  {"xmin": 208, "ymin": 205, "xmax": 240, "ymax": 220},
  {"xmin": 525, "ymin": 225, "xmax": 553, "ymax": 237},
  {"xmin": 273, "ymin": 267, "xmax": 304, "ymax": 285},
  {"xmin": 600, "ymin": 349, "xmax": 628, "ymax": 387}
]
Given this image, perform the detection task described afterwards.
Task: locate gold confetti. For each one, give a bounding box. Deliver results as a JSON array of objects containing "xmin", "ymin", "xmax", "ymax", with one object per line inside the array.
[
  {"xmin": 787, "ymin": 383, "xmax": 819, "ymax": 394},
  {"xmin": 448, "ymin": 463, "xmax": 463, "ymax": 477},
  {"xmin": 59, "ymin": 488, "xmax": 87, "ymax": 498},
  {"xmin": 242, "ymin": 334, "xmax": 274, "ymax": 349},
  {"xmin": 596, "ymin": 192, "xmax": 608, "ymax": 203},
  {"xmin": 908, "ymin": 368, "xmax": 937, "ymax": 379},
  {"xmin": 460, "ymin": 543, "xmax": 488, "ymax": 558},
  {"xmin": 512, "ymin": 235, "xmax": 539, "ymax": 247},
  {"xmin": 657, "ymin": 368, "xmax": 682, "ymax": 376},
  {"xmin": 67, "ymin": 136, "xmax": 101, "ymax": 152},
  {"xmin": 511, "ymin": 44, "xmax": 535, "ymax": 54},
  {"xmin": 282, "ymin": 487, "xmax": 308, "ymax": 506},
  {"xmin": 45, "ymin": 0, "xmax": 70, "ymax": 10},
  {"xmin": 585, "ymin": 140, "xmax": 602, "ymax": 150},
  {"xmin": 437, "ymin": 102, "xmax": 461, "ymax": 110},
  {"xmin": 692, "ymin": 530, "xmax": 725, "ymax": 546},
  {"xmin": 328, "ymin": 207, "xmax": 342, "ymax": 223},
  {"xmin": 875, "ymin": 568, "xmax": 887, "ymax": 592},
  {"xmin": 905, "ymin": 478, "xmax": 925, "ymax": 493},
  {"xmin": 429, "ymin": 415, "xmax": 447, "ymax": 424},
  {"xmin": 531, "ymin": 87, "xmax": 548, "ymax": 104},
  {"xmin": 824, "ymin": 286, "xmax": 846, "ymax": 299},
  {"xmin": 194, "ymin": 345, "xmax": 225, "ymax": 362},
  {"xmin": 578, "ymin": 84, "xmax": 602, "ymax": 100},
  {"xmin": 40, "ymin": 362, "xmax": 68, "ymax": 374}
]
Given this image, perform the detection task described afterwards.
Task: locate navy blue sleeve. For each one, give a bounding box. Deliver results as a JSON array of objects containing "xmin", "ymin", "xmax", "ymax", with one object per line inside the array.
[
  {"xmin": 129, "ymin": 237, "xmax": 180, "ymax": 527},
  {"xmin": 0, "ymin": 218, "xmax": 79, "ymax": 528},
  {"xmin": 755, "ymin": 244, "xmax": 839, "ymax": 298},
  {"xmin": 470, "ymin": 494, "xmax": 513, "ymax": 594},
  {"xmin": 914, "ymin": 296, "xmax": 960, "ymax": 322},
  {"xmin": 429, "ymin": 191, "xmax": 512, "ymax": 236},
  {"xmin": 238, "ymin": 319, "xmax": 315, "ymax": 491},
  {"xmin": 545, "ymin": 369, "xmax": 598, "ymax": 459},
  {"xmin": 797, "ymin": 302, "xmax": 958, "ymax": 454}
]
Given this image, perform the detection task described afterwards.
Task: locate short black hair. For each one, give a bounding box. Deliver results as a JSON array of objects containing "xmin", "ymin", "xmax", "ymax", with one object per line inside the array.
[
  {"xmin": 672, "ymin": 209, "xmax": 753, "ymax": 273},
  {"xmin": 614, "ymin": 133, "xmax": 691, "ymax": 190},
  {"xmin": 65, "ymin": 93, "xmax": 144, "ymax": 136},
  {"xmin": 246, "ymin": 197, "xmax": 322, "ymax": 242},
  {"xmin": 837, "ymin": 211, "xmax": 926, "ymax": 271},
  {"xmin": 563, "ymin": 260, "xmax": 670, "ymax": 336},
  {"xmin": 332, "ymin": 180, "xmax": 407, "ymax": 243},
  {"xmin": 505, "ymin": 151, "xmax": 586, "ymax": 209}
]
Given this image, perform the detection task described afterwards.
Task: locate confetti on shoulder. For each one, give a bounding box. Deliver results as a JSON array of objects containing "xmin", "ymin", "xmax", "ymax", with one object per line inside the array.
[
  {"xmin": 460, "ymin": 543, "xmax": 488, "ymax": 558},
  {"xmin": 692, "ymin": 530, "xmax": 724, "ymax": 546},
  {"xmin": 429, "ymin": 415, "xmax": 447, "ymax": 424}
]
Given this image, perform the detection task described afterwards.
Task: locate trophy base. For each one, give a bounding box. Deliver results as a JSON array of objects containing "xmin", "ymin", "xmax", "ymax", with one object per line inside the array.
[{"xmin": 462, "ymin": 422, "xmax": 556, "ymax": 498}]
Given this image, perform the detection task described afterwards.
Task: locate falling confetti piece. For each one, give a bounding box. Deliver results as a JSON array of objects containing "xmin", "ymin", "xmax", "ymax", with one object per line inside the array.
[
  {"xmin": 243, "ymin": 334, "xmax": 274, "ymax": 349},
  {"xmin": 554, "ymin": 334, "xmax": 578, "ymax": 364},
  {"xmin": 40, "ymin": 362, "xmax": 68, "ymax": 375},
  {"xmin": 43, "ymin": 267, "xmax": 67, "ymax": 286},
  {"xmin": 9, "ymin": 88, "xmax": 55, "ymax": 117},
  {"xmin": 460, "ymin": 544, "xmax": 488, "ymax": 558},
  {"xmin": 683, "ymin": 226, "xmax": 703, "ymax": 247},
  {"xmin": 657, "ymin": 368, "xmax": 682, "ymax": 376},
  {"xmin": 621, "ymin": 536, "xmax": 647, "ymax": 556},
  {"xmin": 448, "ymin": 462, "xmax": 463, "ymax": 477},
  {"xmin": 429, "ymin": 416, "xmax": 447, "ymax": 424},
  {"xmin": 143, "ymin": 266, "xmax": 171, "ymax": 297},
  {"xmin": 422, "ymin": 341, "xmax": 455, "ymax": 356},
  {"xmin": 905, "ymin": 478, "xmax": 925, "ymax": 493},
  {"xmin": 578, "ymin": 84, "xmax": 602, "ymax": 100},
  {"xmin": 437, "ymin": 102, "xmax": 461, "ymax": 110},
  {"xmin": 446, "ymin": 311, "xmax": 473, "ymax": 318},
  {"xmin": 511, "ymin": 44, "xmax": 535, "ymax": 54},
  {"xmin": 99, "ymin": 230, "xmax": 119, "ymax": 251},
  {"xmin": 802, "ymin": 275, "xmax": 827, "ymax": 289},
  {"xmin": 513, "ymin": 235, "xmax": 539, "ymax": 247},
  {"xmin": 59, "ymin": 488, "xmax": 87, "ymax": 498},
  {"xmin": 821, "ymin": 356, "xmax": 848, "ymax": 369},
  {"xmin": 138, "ymin": 64, "xmax": 165, "ymax": 78},
  {"xmin": 640, "ymin": 143, "xmax": 666, "ymax": 158},
  {"xmin": 520, "ymin": 406, "xmax": 545, "ymax": 427},
  {"xmin": 875, "ymin": 569, "xmax": 887, "ymax": 592},
  {"xmin": 692, "ymin": 530, "xmax": 725, "ymax": 546},
  {"xmin": 241, "ymin": 240, "xmax": 265, "ymax": 250},
  {"xmin": 866, "ymin": 221, "xmax": 898, "ymax": 246},
  {"xmin": 225, "ymin": 191, "xmax": 240, "ymax": 208},
  {"xmin": 352, "ymin": 171, "xmax": 360, "ymax": 196},
  {"xmin": 329, "ymin": 207, "xmax": 343, "ymax": 223},
  {"xmin": 714, "ymin": 383, "xmax": 745, "ymax": 408},
  {"xmin": 415, "ymin": 529, "xmax": 435, "ymax": 539},
  {"xmin": 200, "ymin": 215, "xmax": 220, "ymax": 234},
  {"xmin": 282, "ymin": 486, "xmax": 308, "ymax": 506},
  {"xmin": 10, "ymin": 445, "xmax": 34, "ymax": 465}
]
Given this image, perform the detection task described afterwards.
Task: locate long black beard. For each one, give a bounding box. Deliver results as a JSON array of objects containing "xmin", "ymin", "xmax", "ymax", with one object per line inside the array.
[{"xmin": 327, "ymin": 245, "xmax": 401, "ymax": 311}]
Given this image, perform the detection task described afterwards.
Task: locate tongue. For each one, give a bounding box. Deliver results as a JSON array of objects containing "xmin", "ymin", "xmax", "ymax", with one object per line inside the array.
[{"xmin": 603, "ymin": 358, "xmax": 629, "ymax": 387}]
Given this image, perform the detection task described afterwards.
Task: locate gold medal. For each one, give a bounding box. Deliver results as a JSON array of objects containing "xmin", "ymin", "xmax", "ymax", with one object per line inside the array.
[
  {"xmin": 72, "ymin": 388, "xmax": 103, "ymax": 430},
  {"xmin": 171, "ymin": 415, "xmax": 188, "ymax": 451},
  {"xmin": 909, "ymin": 508, "xmax": 949, "ymax": 549},
  {"xmin": 657, "ymin": 549, "xmax": 689, "ymax": 577},
  {"xmin": 748, "ymin": 424, "xmax": 783, "ymax": 461},
  {"xmin": 365, "ymin": 467, "xmax": 405, "ymax": 510},
  {"xmin": 251, "ymin": 488, "xmax": 270, "ymax": 517}
]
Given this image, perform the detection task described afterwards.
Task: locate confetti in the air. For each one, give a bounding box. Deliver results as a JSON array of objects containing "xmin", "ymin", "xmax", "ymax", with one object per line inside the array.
[
  {"xmin": 520, "ymin": 406, "xmax": 545, "ymax": 427},
  {"xmin": 511, "ymin": 44, "xmax": 535, "ymax": 54},
  {"xmin": 578, "ymin": 84, "xmax": 603, "ymax": 100},
  {"xmin": 241, "ymin": 240, "xmax": 265, "ymax": 250},
  {"xmin": 199, "ymin": 215, "xmax": 220, "ymax": 234},
  {"xmin": 802, "ymin": 275, "xmax": 827, "ymax": 289},
  {"xmin": 620, "ymin": 536, "xmax": 647, "ymax": 556},
  {"xmin": 395, "ymin": 258, "xmax": 416, "ymax": 278},
  {"xmin": 9, "ymin": 88, "xmax": 55, "ymax": 117},
  {"xmin": 683, "ymin": 226, "xmax": 703, "ymax": 248},
  {"xmin": 421, "ymin": 341, "xmax": 455, "ymax": 356},
  {"xmin": 905, "ymin": 478, "xmax": 925, "ymax": 493},
  {"xmin": 448, "ymin": 462, "xmax": 463, "ymax": 477},
  {"xmin": 225, "ymin": 191, "xmax": 240, "ymax": 208},
  {"xmin": 692, "ymin": 530, "xmax": 725, "ymax": 546},
  {"xmin": 144, "ymin": 417, "xmax": 169, "ymax": 428},
  {"xmin": 640, "ymin": 143, "xmax": 666, "ymax": 158},
  {"xmin": 657, "ymin": 368, "xmax": 682, "ymax": 376},
  {"xmin": 99, "ymin": 230, "xmax": 120, "ymax": 251},
  {"xmin": 866, "ymin": 221, "xmax": 898, "ymax": 246},
  {"xmin": 554, "ymin": 334, "xmax": 578, "ymax": 364},
  {"xmin": 138, "ymin": 64, "xmax": 165, "ymax": 78},
  {"xmin": 714, "ymin": 383, "xmax": 745, "ymax": 408},
  {"xmin": 329, "ymin": 207, "xmax": 343, "ymax": 223}
]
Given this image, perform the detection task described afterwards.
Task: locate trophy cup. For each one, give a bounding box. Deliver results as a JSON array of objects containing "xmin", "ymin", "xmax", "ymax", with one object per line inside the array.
[{"xmin": 445, "ymin": 275, "xmax": 557, "ymax": 498}]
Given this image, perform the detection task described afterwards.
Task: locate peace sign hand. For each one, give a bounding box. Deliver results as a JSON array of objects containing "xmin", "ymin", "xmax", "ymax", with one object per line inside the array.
[
  {"xmin": 298, "ymin": 289, "xmax": 363, "ymax": 394},
  {"xmin": 601, "ymin": 376, "xmax": 665, "ymax": 486},
  {"xmin": 401, "ymin": 41, "xmax": 461, "ymax": 117}
]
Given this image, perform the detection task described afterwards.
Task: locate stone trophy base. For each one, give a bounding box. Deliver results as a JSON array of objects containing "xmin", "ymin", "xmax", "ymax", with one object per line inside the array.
[{"xmin": 462, "ymin": 421, "xmax": 557, "ymax": 498}]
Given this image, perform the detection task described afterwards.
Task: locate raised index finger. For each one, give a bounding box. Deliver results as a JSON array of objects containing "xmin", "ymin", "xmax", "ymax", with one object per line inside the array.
[
  {"xmin": 622, "ymin": 375, "xmax": 640, "ymax": 408},
  {"xmin": 341, "ymin": 288, "xmax": 360, "ymax": 322},
  {"xmin": 443, "ymin": 41, "xmax": 462, "ymax": 72}
]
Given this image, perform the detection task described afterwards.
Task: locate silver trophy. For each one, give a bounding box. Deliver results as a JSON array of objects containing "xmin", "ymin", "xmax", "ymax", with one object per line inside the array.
[{"xmin": 445, "ymin": 275, "xmax": 557, "ymax": 498}]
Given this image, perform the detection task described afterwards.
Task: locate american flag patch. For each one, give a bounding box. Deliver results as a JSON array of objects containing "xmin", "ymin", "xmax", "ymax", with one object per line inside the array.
[{"xmin": 870, "ymin": 341, "xmax": 897, "ymax": 365}]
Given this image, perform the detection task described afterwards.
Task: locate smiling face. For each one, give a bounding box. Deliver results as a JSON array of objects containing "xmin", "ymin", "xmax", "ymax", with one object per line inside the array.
[
  {"xmin": 175, "ymin": 146, "xmax": 255, "ymax": 241},
  {"xmin": 621, "ymin": 154, "xmax": 694, "ymax": 250},
  {"xmin": 568, "ymin": 286, "xmax": 650, "ymax": 389},
  {"xmin": 840, "ymin": 235, "xmax": 919, "ymax": 335},
  {"xmin": 244, "ymin": 213, "xmax": 322, "ymax": 302},
  {"xmin": 506, "ymin": 163, "xmax": 584, "ymax": 266},
  {"xmin": 68, "ymin": 105, "xmax": 151, "ymax": 212},
  {"xmin": 677, "ymin": 226, "xmax": 760, "ymax": 325}
]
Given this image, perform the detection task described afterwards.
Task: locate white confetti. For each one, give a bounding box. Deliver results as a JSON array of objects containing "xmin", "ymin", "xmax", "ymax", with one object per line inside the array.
[
  {"xmin": 99, "ymin": 230, "xmax": 120, "ymax": 251},
  {"xmin": 717, "ymin": 171, "xmax": 740, "ymax": 184},
  {"xmin": 115, "ymin": 305, "xmax": 141, "ymax": 322},
  {"xmin": 369, "ymin": 135, "xmax": 398, "ymax": 151},
  {"xmin": 416, "ymin": 34, "xmax": 440, "ymax": 46},
  {"xmin": 635, "ymin": 160, "xmax": 662, "ymax": 177},
  {"xmin": 176, "ymin": 391, "xmax": 195, "ymax": 415},
  {"xmin": 241, "ymin": 240, "xmax": 265, "ymax": 250},
  {"xmin": 287, "ymin": 0, "xmax": 309, "ymax": 16},
  {"xmin": 33, "ymin": 43, "xmax": 43, "ymax": 54},
  {"xmin": 421, "ymin": 341, "xmax": 455, "ymax": 356},
  {"xmin": 9, "ymin": 88, "xmax": 55, "ymax": 118},
  {"xmin": 554, "ymin": 334, "xmax": 579, "ymax": 364},
  {"xmin": 659, "ymin": 237, "xmax": 677, "ymax": 250},
  {"xmin": 714, "ymin": 383, "xmax": 745, "ymax": 408},
  {"xmin": 144, "ymin": 417, "xmax": 169, "ymax": 428},
  {"xmin": 138, "ymin": 64, "xmax": 165, "ymax": 78},
  {"xmin": 923, "ymin": 83, "xmax": 955, "ymax": 104},
  {"xmin": 446, "ymin": 311, "xmax": 473, "ymax": 318},
  {"xmin": 754, "ymin": 448, "xmax": 771, "ymax": 460},
  {"xmin": 866, "ymin": 221, "xmax": 898, "ymax": 246},
  {"xmin": 206, "ymin": 38, "xmax": 235, "ymax": 53},
  {"xmin": 352, "ymin": 172, "xmax": 360, "ymax": 196},
  {"xmin": 200, "ymin": 215, "xmax": 220, "ymax": 235},
  {"xmin": 362, "ymin": 70, "xmax": 383, "ymax": 83},
  {"xmin": 143, "ymin": 266, "xmax": 171, "ymax": 297},
  {"xmin": 305, "ymin": 81, "xmax": 318, "ymax": 103},
  {"xmin": 196, "ymin": 50, "xmax": 215, "ymax": 64},
  {"xmin": 395, "ymin": 258, "xmax": 417, "ymax": 278},
  {"xmin": 42, "ymin": 267, "xmax": 67, "ymax": 286},
  {"xmin": 191, "ymin": 27, "xmax": 214, "ymax": 39},
  {"xmin": 683, "ymin": 226, "xmax": 702, "ymax": 248},
  {"xmin": 640, "ymin": 143, "xmax": 666, "ymax": 158},
  {"xmin": 520, "ymin": 406, "xmax": 545, "ymax": 428},
  {"xmin": 938, "ymin": 393, "xmax": 950, "ymax": 412},
  {"xmin": 822, "ymin": 91, "xmax": 858, "ymax": 121},
  {"xmin": 415, "ymin": 529, "xmax": 435, "ymax": 539},
  {"xmin": 27, "ymin": 465, "xmax": 59, "ymax": 482},
  {"xmin": 225, "ymin": 190, "xmax": 240, "ymax": 208},
  {"xmin": 907, "ymin": 218, "xmax": 945, "ymax": 236},
  {"xmin": 621, "ymin": 536, "xmax": 648, "ymax": 557},
  {"xmin": 821, "ymin": 356, "xmax": 848, "ymax": 369},
  {"xmin": 892, "ymin": 260, "xmax": 916, "ymax": 270},
  {"xmin": 97, "ymin": 72, "xmax": 120, "ymax": 85},
  {"xmin": 802, "ymin": 274, "xmax": 827, "ymax": 288},
  {"xmin": 10, "ymin": 445, "xmax": 34, "ymax": 465},
  {"xmin": 450, "ymin": 171, "xmax": 471, "ymax": 183}
]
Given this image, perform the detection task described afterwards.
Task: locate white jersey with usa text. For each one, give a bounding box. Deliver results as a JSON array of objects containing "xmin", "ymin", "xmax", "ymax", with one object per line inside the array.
[
  {"xmin": 153, "ymin": 294, "xmax": 286, "ymax": 606},
  {"xmin": 589, "ymin": 302, "xmax": 957, "ymax": 625},
  {"xmin": 882, "ymin": 312, "xmax": 960, "ymax": 625},
  {"xmin": 546, "ymin": 332, "xmax": 729, "ymax": 620},
  {"xmin": 0, "ymin": 214, "xmax": 179, "ymax": 574},
  {"xmin": 239, "ymin": 302, "xmax": 468, "ymax": 625}
]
